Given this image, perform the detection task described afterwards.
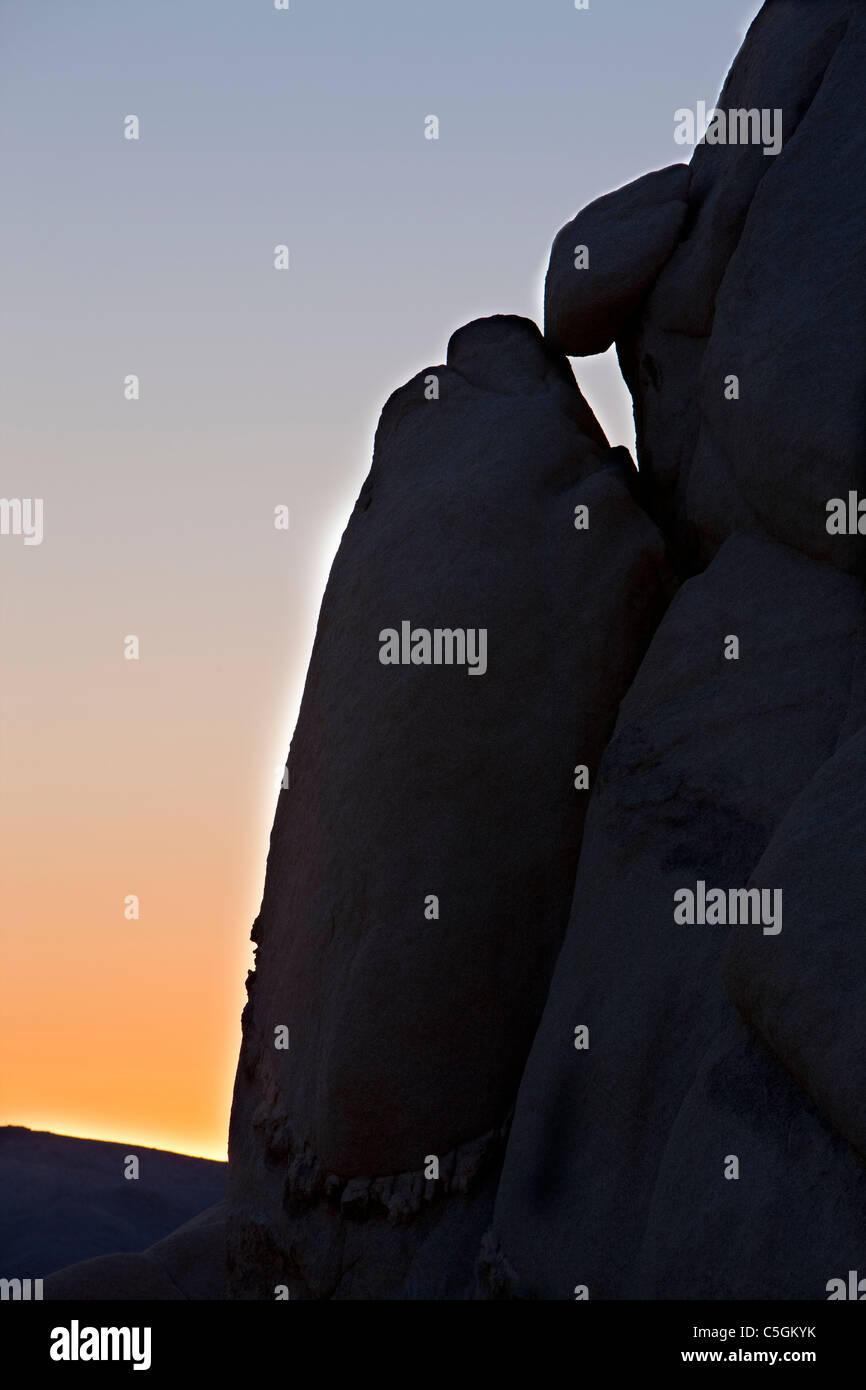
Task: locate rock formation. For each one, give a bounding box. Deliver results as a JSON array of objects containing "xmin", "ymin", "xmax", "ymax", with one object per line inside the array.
[
  {"xmin": 480, "ymin": 0, "xmax": 866, "ymax": 1300},
  {"xmin": 481, "ymin": 534, "xmax": 866, "ymax": 1299},
  {"xmin": 544, "ymin": 163, "xmax": 691, "ymax": 357},
  {"xmin": 615, "ymin": 0, "xmax": 865, "ymax": 571},
  {"xmin": 44, "ymin": 0, "xmax": 866, "ymax": 1300},
  {"xmin": 226, "ymin": 314, "xmax": 670, "ymax": 1299}
]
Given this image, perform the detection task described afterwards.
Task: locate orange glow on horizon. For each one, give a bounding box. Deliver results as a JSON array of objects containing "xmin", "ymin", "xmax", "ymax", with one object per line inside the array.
[{"xmin": 4, "ymin": 1115, "xmax": 228, "ymax": 1165}]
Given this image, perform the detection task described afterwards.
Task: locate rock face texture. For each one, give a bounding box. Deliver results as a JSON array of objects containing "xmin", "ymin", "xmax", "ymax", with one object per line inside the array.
[
  {"xmin": 479, "ymin": 0, "xmax": 866, "ymax": 1301},
  {"xmin": 41, "ymin": 0, "xmax": 866, "ymax": 1301},
  {"xmin": 226, "ymin": 314, "xmax": 670, "ymax": 1298},
  {"xmin": 544, "ymin": 164, "xmax": 690, "ymax": 357},
  {"xmin": 613, "ymin": 0, "xmax": 866, "ymax": 571},
  {"xmin": 480, "ymin": 534, "xmax": 866, "ymax": 1299},
  {"xmin": 622, "ymin": 728, "xmax": 866, "ymax": 1301}
]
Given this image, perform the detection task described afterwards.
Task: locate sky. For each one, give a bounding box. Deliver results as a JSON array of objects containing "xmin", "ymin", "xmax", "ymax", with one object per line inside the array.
[{"xmin": 0, "ymin": 0, "xmax": 762, "ymax": 1161}]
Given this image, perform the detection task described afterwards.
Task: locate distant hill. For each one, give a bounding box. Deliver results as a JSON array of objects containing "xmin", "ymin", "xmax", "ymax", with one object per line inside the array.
[{"xmin": 0, "ymin": 1126, "xmax": 226, "ymax": 1279}]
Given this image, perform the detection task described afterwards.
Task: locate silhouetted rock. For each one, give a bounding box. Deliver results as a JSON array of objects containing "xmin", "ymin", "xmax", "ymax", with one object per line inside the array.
[
  {"xmin": 226, "ymin": 314, "xmax": 670, "ymax": 1297},
  {"xmin": 615, "ymin": 0, "xmax": 865, "ymax": 569},
  {"xmin": 726, "ymin": 725, "xmax": 866, "ymax": 1164},
  {"xmin": 146, "ymin": 1202, "xmax": 229, "ymax": 1300},
  {"xmin": 227, "ymin": 1, "xmax": 866, "ymax": 1301},
  {"xmin": 630, "ymin": 1015, "xmax": 866, "ymax": 1299},
  {"xmin": 480, "ymin": 533, "xmax": 866, "ymax": 1298},
  {"xmin": 630, "ymin": 721, "xmax": 866, "ymax": 1299},
  {"xmin": 544, "ymin": 165, "xmax": 689, "ymax": 356}
]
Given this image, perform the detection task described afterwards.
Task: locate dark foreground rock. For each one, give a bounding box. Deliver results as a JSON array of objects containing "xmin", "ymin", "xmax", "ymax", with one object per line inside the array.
[
  {"xmin": 544, "ymin": 164, "xmax": 690, "ymax": 357},
  {"xmin": 479, "ymin": 534, "xmax": 866, "ymax": 1298},
  {"xmin": 613, "ymin": 0, "xmax": 866, "ymax": 569},
  {"xmin": 226, "ymin": 314, "xmax": 670, "ymax": 1298}
]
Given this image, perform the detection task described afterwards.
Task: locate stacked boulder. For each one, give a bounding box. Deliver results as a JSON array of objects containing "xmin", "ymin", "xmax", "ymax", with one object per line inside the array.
[
  {"xmin": 481, "ymin": 0, "xmax": 866, "ymax": 1299},
  {"xmin": 226, "ymin": 316, "xmax": 670, "ymax": 1298}
]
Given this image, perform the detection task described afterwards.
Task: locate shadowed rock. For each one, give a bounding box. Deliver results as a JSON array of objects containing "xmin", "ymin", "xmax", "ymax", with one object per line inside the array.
[
  {"xmin": 480, "ymin": 533, "xmax": 866, "ymax": 1298},
  {"xmin": 544, "ymin": 165, "xmax": 689, "ymax": 357},
  {"xmin": 616, "ymin": 0, "xmax": 865, "ymax": 569},
  {"xmin": 631, "ymin": 724, "xmax": 866, "ymax": 1299},
  {"xmin": 630, "ymin": 1016, "xmax": 866, "ymax": 1299},
  {"xmin": 226, "ymin": 314, "xmax": 670, "ymax": 1297},
  {"xmin": 726, "ymin": 725, "xmax": 866, "ymax": 1163}
]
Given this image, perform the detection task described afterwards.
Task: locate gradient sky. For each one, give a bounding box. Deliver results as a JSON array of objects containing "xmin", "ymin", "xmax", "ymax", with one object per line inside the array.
[{"xmin": 0, "ymin": 0, "xmax": 762, "ymax": 1160}]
